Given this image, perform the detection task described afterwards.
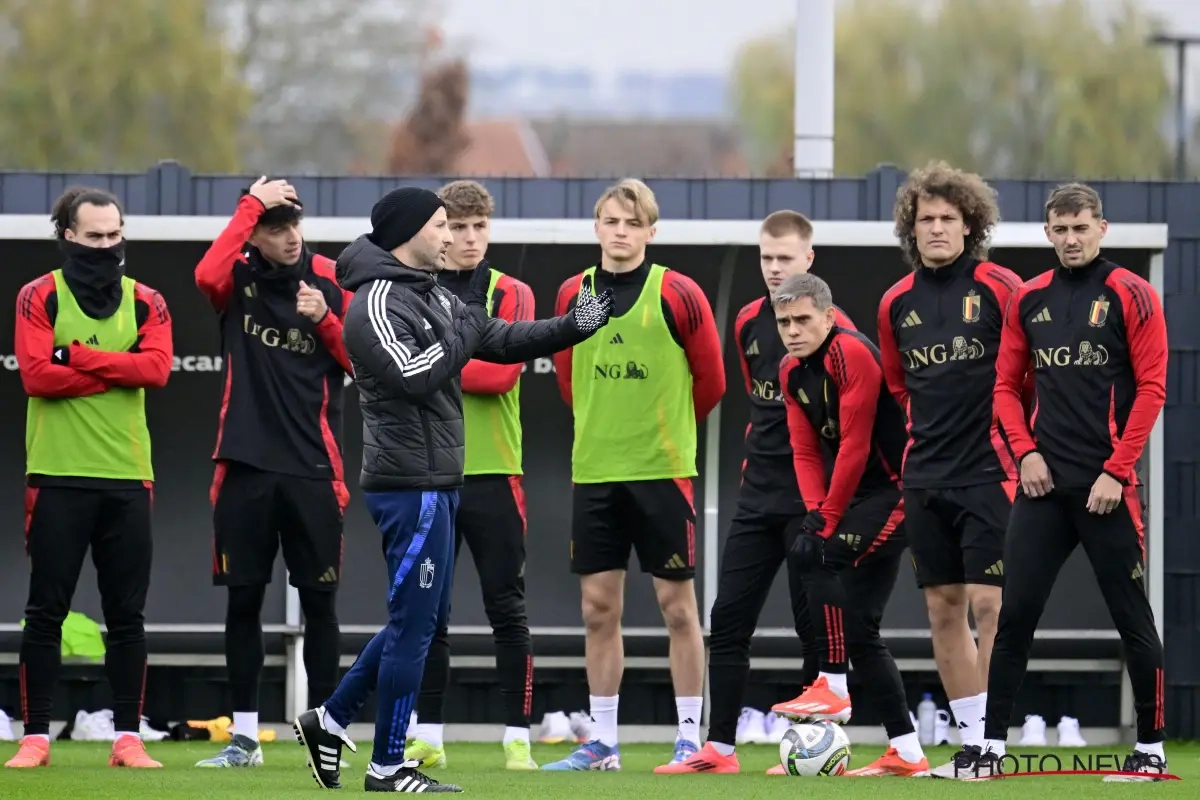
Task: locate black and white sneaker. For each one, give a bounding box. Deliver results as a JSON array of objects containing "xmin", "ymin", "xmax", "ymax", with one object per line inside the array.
[
  {"xmin": 929, "ymin": 744, "xmax": 1000, "ymax": 780},
  {"xmin": 293, "ymin": 706, "xmax": 358, "ymax": 789},
  {"xmin": 1103, "ymin": 750, "xmax": 1168, "ymax": 782},
  {"xmin": 365, "ymin": 760, "xmax": 463, "ymax": 792}
]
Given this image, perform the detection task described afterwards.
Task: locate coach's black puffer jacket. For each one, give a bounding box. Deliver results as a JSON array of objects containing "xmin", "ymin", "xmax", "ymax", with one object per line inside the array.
[{"xmin": 338, "ymin": 235, "xmax": 585, "ymax": 491}]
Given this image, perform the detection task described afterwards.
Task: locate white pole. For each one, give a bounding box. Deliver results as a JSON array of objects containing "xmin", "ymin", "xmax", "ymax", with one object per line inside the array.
[{"xmin": 793, "ymin": 0, "xmax": 835, "ymax": 177}]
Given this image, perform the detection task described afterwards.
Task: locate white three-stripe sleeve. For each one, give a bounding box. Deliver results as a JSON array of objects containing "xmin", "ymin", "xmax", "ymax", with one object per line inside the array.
[{"xmin": 366, "ymin": 279, "xmax": 444, "ymax": 376}]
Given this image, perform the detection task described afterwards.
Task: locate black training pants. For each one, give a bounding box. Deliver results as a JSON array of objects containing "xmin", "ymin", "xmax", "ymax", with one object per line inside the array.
[
  {"xmin": 706, "ymin": 506, "xmax": 819, "ymax": 747},
  {"xmin": 419, "ymin": 474, "xmax": 533, "ymax": 728},
  {"xmin": 20, "ymin": 483, "xmax": 152, "ymax": 736},
  {"xmin": 984, "ymin": 487, "xmax": 1165, "ymax": 744}
]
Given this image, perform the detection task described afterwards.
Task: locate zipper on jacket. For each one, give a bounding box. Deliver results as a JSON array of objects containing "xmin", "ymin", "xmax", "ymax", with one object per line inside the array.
[{"xmin": 418, "ymin": 408, "xmax": 435, "ymax": 473}]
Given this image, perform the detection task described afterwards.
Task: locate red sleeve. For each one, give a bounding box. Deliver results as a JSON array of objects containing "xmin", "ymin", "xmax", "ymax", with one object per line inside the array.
[
  {"xmin": 733, "ymin": 299, "xmax": 762, "ymax": 395},
  {"xmin": 14, "ymin": 276, "xmax": 109, "ymax": 398},
  {"xmin": 820, "ymin": 335, "xmax": 883, "ymax": 535},
  {"xmin": 993, "ymin": 282, "xmax": 1038, "ymax": 462},
  {"xmin": 194, "ymin": 195, "xmax": 264, "ymax": 312},
  {"xmin": 1103, "ymin": 271, "xmax": 1167, "ymax": 482},
  {"xmin": 833, "ymin": 305, "xmax": 857, "ymax": 331},
  {"xmin": 663, "ymin": 271, "xmax": 725, "ymax": 421},
  {"xmin": 310, "ymin": 255, "xmax": 353, "ymax": 375},
  {"xmin": 781, "ymin": 356, "xmax": 828, "ymax": 509},
  {"xmin": 462, "ymin": 275, "xmax": 534, "ymax": 394},
  {"xmin": 876, "ymin": 281, "xmax": 911, "ymax": 412},
  {"xmin": 552, "ymin": 274, "xmax": 584, "ymax": 407},
  {"xmin": 977, "ymin": 263, "xmax": 1034, "ymax": 421},
  {"xmin": 70, "ymin": 284, "xmax": 173, "ymax": 389}
]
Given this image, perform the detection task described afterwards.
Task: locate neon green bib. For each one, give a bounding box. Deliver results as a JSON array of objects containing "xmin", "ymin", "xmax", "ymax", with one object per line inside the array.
[
  {"xmin": 570, "ymin": 265, "xmax": 696, "ymax": 483},
  {"xmin": 26, "ymin": 271, "xmax": 153, "ymax": 481},
  {"xmin": 463, "ymin": 268, "xmax": 523, "ymax": 476}
]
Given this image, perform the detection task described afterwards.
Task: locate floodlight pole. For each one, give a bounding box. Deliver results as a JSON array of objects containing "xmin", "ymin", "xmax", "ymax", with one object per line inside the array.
[{"xmin": 1149, "ymin": 33, "xmax": 1200, "ymax": 180}]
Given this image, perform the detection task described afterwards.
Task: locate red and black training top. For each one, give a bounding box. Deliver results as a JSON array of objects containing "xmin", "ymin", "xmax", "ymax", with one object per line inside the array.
[
  {"xmin": 994, "ymin": 257, "xmax": 1167, "ymax": 489},
  {"xmin": 877, "ymin": 255, "xmax": 1024, "ymax": 489},
  {"xmin": 195, "ymin": 194, "xmax": 353, "ymax": 487},
  {"xmin": 15, "ymin": 271, "xmax": 173, "ymax": 489},
  {"xmin": 436, "ymin": 261, "xmax": 535, "ymax": 395},
  {"xmin": 780, "ymin": 327, "xmax": 908, "ymax": 537},
  {"xmin": 733, "ymin": 294, "xmax": 855, "ymax": 515},
  {"xmin": 553, "ymin": 261, "xmax": 724, "ymax": 421}
]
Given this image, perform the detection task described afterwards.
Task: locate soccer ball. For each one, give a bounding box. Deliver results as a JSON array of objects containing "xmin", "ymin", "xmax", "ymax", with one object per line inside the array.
[{"xmin": 778, "ymin": 721, "xmax": 852, "ymax": 776}]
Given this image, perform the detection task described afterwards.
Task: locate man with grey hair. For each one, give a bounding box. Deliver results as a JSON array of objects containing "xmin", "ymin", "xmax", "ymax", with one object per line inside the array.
[{"xmin": 769, "ymin": 272, "xmax": 931, "ymax": 777}]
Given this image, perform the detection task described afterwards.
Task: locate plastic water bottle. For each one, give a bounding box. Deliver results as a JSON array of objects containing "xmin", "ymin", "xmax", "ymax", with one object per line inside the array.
[{"xmin": 917, "ymin": 693, "xmax": 937, "ymax": 745}]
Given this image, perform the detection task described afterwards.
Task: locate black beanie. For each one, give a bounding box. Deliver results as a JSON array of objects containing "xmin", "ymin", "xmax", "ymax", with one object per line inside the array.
[{"xmin": 368, "ymin": 187, "xmax": 445, "ymax": 252}]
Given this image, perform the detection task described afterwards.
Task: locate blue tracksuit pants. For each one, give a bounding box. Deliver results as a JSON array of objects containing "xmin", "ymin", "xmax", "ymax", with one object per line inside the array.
[{"xmin": 322, "ymin": 489, "xmax": 457, "ymax": 767}]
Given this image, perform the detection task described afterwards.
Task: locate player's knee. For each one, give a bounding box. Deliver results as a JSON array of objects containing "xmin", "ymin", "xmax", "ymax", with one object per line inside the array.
[
  {"xmin": 227, "ymin": 584, "xmax": 267, "ymax": 622},
  {"xmin": 298, "ymin": 588, "xmax": 338, "ymax": 625},
  {"xmin": 656, "ymin": 589, "xmax": 701, "ymax": 636},
  {"xmin": 968, "ymin": 587, "xmax": 1002, "ymax": 630},
  {"xmin": 581, "ymin": 592, "xmax": 620, "ymax": 633},
  {"xmin": 924, "ymin": 585, "xmax": 969, "ymax": 631}
]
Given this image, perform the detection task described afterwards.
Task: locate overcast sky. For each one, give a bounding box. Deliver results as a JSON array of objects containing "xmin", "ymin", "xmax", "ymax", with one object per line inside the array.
[{"xmin": 442, "ymin": 0, "xmax": 1200, "ymax": 99}]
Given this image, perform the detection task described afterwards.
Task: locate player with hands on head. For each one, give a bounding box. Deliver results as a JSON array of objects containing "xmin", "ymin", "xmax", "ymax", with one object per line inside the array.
[
  {"xmin": 876, "ymin": 161, "xmax": 1023, "ymax": 774},
  {"xmin": 291, "ymin": 186, "xmax": 610, "ymax": 794},
  {"xmin": 7, "ymin": 187, "xmax": 172, "ymax": 770},
  {"xmin": 767, "ymin": 272, "xmax": 929, "ymax": 778},
  {"xmin": 953, "ymin": 184, "xmax": 1169, "ymax": 782},
  {"xmin": 657, "ymin": 211, "xmax": 850, "ymax": 776},
  {"xmin": 193, "ymin": 175, "xmax": 353, "ymax": 769}
]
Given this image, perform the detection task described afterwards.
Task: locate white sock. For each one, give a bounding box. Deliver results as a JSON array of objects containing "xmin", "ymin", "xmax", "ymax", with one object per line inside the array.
[
  {"xmin": 114, "ymin": 731, "xmax": 140, "ymax": 742},
  {"xmin": 370, "ymin": 761, "xmax": 402, "ymax": 776},
  {"xmin": 890, "ymin": 731, "xmax": 924, "ymax": 762},
  {"xmin": 1136, "ymin": 741, "xmax": 1165, "ymax": 759},
  {"xmin": 983, "ymin": 738, "xmax": 1006, "ymax": 757},
  {"xmin": 949, "ymin": 696, "xmax": 981, "ymax": 747},
  {"xmin": 412, "ymin": 723, "xmax": 443, "ymax": 748},
  {"xmin": 819, "ymin": 671, "xmax": 848, "ymax": 697},
  {"xmin": 589, "ymin": 695, "xmax": 619, "ymax": 747},
  {"xmin": 676, "ymin": 696, "xmax": 702, "ymax": 744},
  {"xmin": 710, "ymin": 741, "xmax": 735, "ymax": 756},
  {"xmin": 233, "ymin": 712, "xmax": 259, "ymax": 743},
  {"xmin": 320, "ymin": 706, "xmax": 347, "ymax": 737},
  {"xmin": 503, "ymin": 726, "xmax": 529, "ymax": 746}
]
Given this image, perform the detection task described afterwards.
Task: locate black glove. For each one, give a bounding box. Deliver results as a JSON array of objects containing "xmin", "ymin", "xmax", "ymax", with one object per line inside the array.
[
  {"xmin": 50, "ymin": 345, "xmax": 70, "ymax": 366},
  {"xmin": 572, "ymin": 277, "xmax": 614, "ymax": 335},
  {"xmin": 787, "ymin": 510, "xmax": 827, "ymax": 571},
  {"xmin": 464, "ymin": 264, "xmax": 491, "ymax": 309}
]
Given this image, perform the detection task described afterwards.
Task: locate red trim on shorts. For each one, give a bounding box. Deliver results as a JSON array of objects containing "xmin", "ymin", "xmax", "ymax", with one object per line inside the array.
[
  {"xmin": 508, "ymin": 475, "xmax": 528, "ymax": 535},
  {"xmin": 854, "ymin": 494, "xmax": 905, "ymax": 567},
  {"xmin": 23, "ymin": 485, "xmax": 38, "ymax": 556},
  {"xmin": 674, "ymin": 477, "xmax": 696, "ymax": 567}
]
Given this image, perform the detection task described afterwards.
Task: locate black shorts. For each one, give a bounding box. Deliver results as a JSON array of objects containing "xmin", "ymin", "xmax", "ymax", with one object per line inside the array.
[
  {"xmin": 904, "ymin": 481, "xmax": 1014, "ymax": 588},
  {"xmin": 824, "ymin": 486, "xmax": 907, "ymax": 570},
  {"xmin": 570, "ymin": 478, "xmax": 696, "ymax": 580},
  {"xmin": 211, "ymin": 460, "xmax": 348, "ymax": 590}
]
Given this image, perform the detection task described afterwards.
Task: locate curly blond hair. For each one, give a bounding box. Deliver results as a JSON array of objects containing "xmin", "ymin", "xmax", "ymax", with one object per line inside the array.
[{"xmin": 892, "ymin": 161, "xmax": 1000, "ymax": 268}]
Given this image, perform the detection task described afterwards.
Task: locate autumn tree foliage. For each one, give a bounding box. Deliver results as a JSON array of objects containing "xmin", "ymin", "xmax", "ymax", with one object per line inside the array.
[{"xmin": 386, "ymin": 58, "xmax": 470, "ymax": 175}]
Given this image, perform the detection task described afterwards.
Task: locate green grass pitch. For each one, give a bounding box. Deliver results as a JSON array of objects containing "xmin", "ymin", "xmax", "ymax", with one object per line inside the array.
[{"xmin": 0, "ymin": 741, "xmax": 1194, "ymax": 798}]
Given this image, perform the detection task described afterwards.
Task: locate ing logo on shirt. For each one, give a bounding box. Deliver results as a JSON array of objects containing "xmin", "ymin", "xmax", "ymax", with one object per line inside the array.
[
  {"xmin": 242, "ymin": 314, "xmax": 317, "ymax": 355},
  {"xmin": 901, "ymin": 337, "xmax": 986, "ymax": 371},
  {"xmin": 751, "ymin": 378, "xmax": 782, "ymax": 401},
  {"xmin": 1032, "ymin": 341, "xmax": 1109, "ymax": 369}
]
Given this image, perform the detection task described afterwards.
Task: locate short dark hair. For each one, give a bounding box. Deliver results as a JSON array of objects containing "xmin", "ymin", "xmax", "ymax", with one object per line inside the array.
[
  {"xmin": 438, "ymin": 180, "xmax": 495, "ymax": 218},
  {"xmin": 771, "ymin": 272, "xmax": 833, "ymax": 311},
  {"xmin": 761, "ymin": 210, "xmax": 814, "ymax": 240},
  {"xmin": 51, "ymin": 187, "xmax": 124, "ymax": 240},
  {"xmin": 241, "ymin": 177, "xmax": 304, "ymax": 228},
  {"xmin": 1045, "ymin": 183, "xmax": 1103, "ymax": 223}
]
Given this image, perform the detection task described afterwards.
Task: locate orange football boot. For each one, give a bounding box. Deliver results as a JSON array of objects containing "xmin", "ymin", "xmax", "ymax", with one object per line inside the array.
[
  {"xmin": 771, "ymin": 676, "xmax": 852, "ymax": 723},
  {"xmin": 845, "ymin": 747, "xmax": 931, "ymax": 776},
  {"xmin": 5, "ymin": 736, "xmax": 50, "ymax": 768},
  {"xmin": 653, "ymin": 742, "xmax": 740, "ymax": 774},
  {"xmin": 766, "ymin": 763, "xmax": 787, "ymax": 775},
  {"xmin": 109, "ymin": 735, "xmax": 162, "ymax": 768}
]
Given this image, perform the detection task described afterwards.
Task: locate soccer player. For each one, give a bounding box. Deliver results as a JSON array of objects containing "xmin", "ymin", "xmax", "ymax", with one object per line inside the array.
[
  {"xmin": 291, "ymin": 187, "xmax": 612, "ymax": 793},
  {"xmin": 192, "ymin": 177, "xmax": 353, "ymax": 768},
  {"xmin": 406, "ymin": 180, "xmax": 538, "ymax": 770},
  {"xmin": 875, "ymin": 161, "xmax": 1020, "ymax": 773},
  {"xmin": 7, "ymin": 187, "xmax": 172, "ymax": 769},
  {"xmin": 766, "ymin": 272, "xmax": 928, "ymax": 776},
  {"xmin": 655, "ymin": 210, "xmax": 851, "ymax": 776},
  {"xmin": 956, "ymin": 184, "xmax": 1169, "ymax": 781},
  {"xmin": 542, "ymin": 178, "xmax": 725, "ymax": 771}
]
